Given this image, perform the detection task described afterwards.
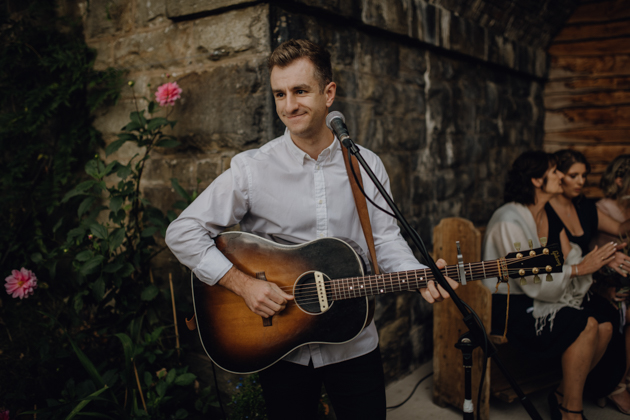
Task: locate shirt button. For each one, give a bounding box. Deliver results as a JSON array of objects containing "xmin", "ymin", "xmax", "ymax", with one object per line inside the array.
[
  {"xmin": 316, "ymin": 165, "xmax": 320, "ymax": 170},
  {"xmin": 319, "ymin": 200, "xmax": 323, "ymax": 204}
]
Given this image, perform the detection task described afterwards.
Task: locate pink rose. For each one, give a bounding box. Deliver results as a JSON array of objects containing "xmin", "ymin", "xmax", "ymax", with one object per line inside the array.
[
  {"xmin": 155, "ymin": 82, "xmax": 182, "ymax": 107},
  {"xmin": 5, "ymin": 268, "xmax": 38, "ymax": 299}
]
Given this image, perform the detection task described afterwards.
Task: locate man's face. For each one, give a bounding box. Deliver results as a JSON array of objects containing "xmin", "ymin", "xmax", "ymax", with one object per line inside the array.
[{"xmin": 270, "ymin": 57, "xmax": 335, "ymax": 142}]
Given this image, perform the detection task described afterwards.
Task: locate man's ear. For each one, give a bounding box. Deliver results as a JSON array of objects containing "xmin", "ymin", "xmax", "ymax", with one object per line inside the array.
[{"xmin": 325, "ymin": 82, "xmax": 336, "ymax": 107}]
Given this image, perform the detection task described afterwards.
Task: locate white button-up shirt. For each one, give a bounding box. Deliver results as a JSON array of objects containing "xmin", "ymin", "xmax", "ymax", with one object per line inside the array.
[{"xmin": 165, "ymin": 129, "xmax": 426, "ymax": 367}]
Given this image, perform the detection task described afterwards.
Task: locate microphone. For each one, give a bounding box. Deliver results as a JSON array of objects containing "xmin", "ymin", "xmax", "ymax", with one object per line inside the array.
[{"xmin": 326, "ymin": 111, "xmax": 351, "ymax": 142}]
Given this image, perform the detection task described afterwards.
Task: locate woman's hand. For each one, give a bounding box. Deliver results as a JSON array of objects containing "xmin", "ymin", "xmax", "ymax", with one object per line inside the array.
[
  {"xmin": 608, "ymin": 250, "xmax": 630, "ymax": 277},
  {"xmin": 576, "ymin": 242, "xmax": 618, "ymax": 276}
]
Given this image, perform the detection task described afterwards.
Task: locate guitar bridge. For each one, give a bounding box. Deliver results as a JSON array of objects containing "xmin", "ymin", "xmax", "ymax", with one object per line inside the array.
[{"xmin": 314, "ymin": 271, "xmax": 329, "ymax": 312}]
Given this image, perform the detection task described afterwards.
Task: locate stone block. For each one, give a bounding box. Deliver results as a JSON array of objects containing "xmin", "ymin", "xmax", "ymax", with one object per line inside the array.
[
  {"xmin": 135, "ymin": 0, "xmax": 169, "ymax": 29},
  {"xmin": 167, "ymin": 60, "xmax": 273, "ymax": 151},
  {"xmin": 166, "ymin": 0, "xmax": 254, "ymax": 19},
  {"xmin": 360, "ymin": 0, "xmax": 409, "ymax": 37},
  {"xmin": 114, "ymin": 5, "xmax": 269, "ymax": 70},
  {"xmin": 85, "ymin": 0, "xmax": 133, "ymax": 39}
]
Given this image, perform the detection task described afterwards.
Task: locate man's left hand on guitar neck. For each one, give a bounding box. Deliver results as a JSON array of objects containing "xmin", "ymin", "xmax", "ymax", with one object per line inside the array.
[{"xmin": 419, "ymin": 258, "xmax": 459, "ymax": 303}]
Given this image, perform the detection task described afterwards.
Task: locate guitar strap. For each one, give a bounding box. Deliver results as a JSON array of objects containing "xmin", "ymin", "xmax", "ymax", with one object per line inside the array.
[{"xmin": 340, "ymin": 143, "xmax": 380, "ymax": 276}]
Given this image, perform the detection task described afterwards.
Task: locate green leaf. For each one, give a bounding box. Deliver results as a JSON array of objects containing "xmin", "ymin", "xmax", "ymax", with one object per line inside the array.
[
  {"xmin": 64, "ymin": 385, "xmax": 110, "ymax": 420},
  {"xmin": 78, "ymin": 196, "xmax": 96, "ymax": 216},
  {"xmin": 103, "ymin": 261, "xmax": 123, "ymax": 273},
  {"xmin": 53, "ymin": 217, "xmax": 64, "ymax": 233},
  {"xmin": 170, "ymin": 178, "xmax": 191, "ymax": 201},
  {"xmin": 109, "ymin": 196, "xmax": 123, "ymax": 212},
  {"xmin": 146, "ymin": 117, "xmax": 169, "ymax": 131},
  {"xmin": 68, "ymin": 336, "xmax": 106, "ymax": 390},
  {"xmin": 90, "ymin": 224, "xmax": 109, "ymax": 240},
  {"xmin": 156, "ymin": 381, "xmax": 167, "ymax": 398},
  {"xmin": 155, "ymin": 138, "xmax": 180, "ymax": 148},
  {"xmin": 75, "ymin": 250, "xmax": 93, "ymax": 262},
  {"xmin": 108, "ymin": 228, "xmax": 125, "ymax": 252},
  {"xmin": 68, "ymin": 227, "xmax": 85, "ymax": 241},
  {"xmin": 80, "ymin": 255, "xmax": 105, "ymax": 275},
  {"xmin": 148, "ymin": 101, "xmax": 156, "ymax": 114},
  {"xmin": 85, "ymin": 160, "xmax": 100, "ymax": 178},
  {"xmin": 117, "ymin": 164, "xmax": 132, "ymax": 180},
  {"xmin": 31, "ymin": 252, "xmax": 43, "ymax": 263},
  {"xmin": 130, "ymin": 110, "xmax": 146, "ymax": 128},
  {"xmin": 117, "ymin": 132, "xmax": 138, "ymax": 141},
  {"xmin": 174, "ymin": 373, "xmax": 196, "ymax": 386},
  {"xmin": 115, "ymin": 333, "xmax": 134, "ymax": 373},
  {"xmin": 62, "ymin": 188, "xmax": 87, "ymax": 203},
  {"xmin": 164, "ymin": 369, "xmax": 176, "ymax": 386},
  {"xmin": 141, "ymin": 226, "xmax": 158, "ymax": 237},
  {"xmin": 123, "ymin": 121, "xmax": 143, "ymax": 131},
  {"xmin": 174, "ymin": 409, "xmax": 188, "ymax": 419},
  {"xmin": 141, "ymin": 284, "xmax": 159, "ymax": 301},
  {"xmin": 120, "ymin": 263, "xmax": 135, "ymax": 278},
  {"xmin": 91, "ymin": 277, "xmax": 105, "ymax": 301},
  {"xmin": 73, "ymin": 294, "xmax": 84, "ymax": 313},
  {"xmin": 105, "ymin": 138, "xmax": 127, "ymax": 157}
]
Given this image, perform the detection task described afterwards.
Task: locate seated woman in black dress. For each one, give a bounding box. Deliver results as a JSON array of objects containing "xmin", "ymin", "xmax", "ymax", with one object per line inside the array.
[
  {"xmin": 546, "ymin": 149, "xmax": 630, "ymax": 413},
  {"xmin": 482, "ymin": 150, "xmax": 618, "ymax": 420}
]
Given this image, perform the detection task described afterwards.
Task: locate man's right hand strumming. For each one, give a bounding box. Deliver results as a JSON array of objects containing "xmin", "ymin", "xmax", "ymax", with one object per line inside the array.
[{"xmin": 218, "ymin": 266, "xmax": 294, "ymax": 318}]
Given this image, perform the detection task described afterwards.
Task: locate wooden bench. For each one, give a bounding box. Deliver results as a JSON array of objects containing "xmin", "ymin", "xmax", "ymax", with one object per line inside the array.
[{"xmin": 431, "ymin": 217, "xmax": 561, "ymax": 420}]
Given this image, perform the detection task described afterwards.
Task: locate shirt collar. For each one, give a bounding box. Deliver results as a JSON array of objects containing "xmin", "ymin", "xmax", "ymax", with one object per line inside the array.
[{"xmin": 283, "ymin": 128, "xmax": 340, "ymax": 165}]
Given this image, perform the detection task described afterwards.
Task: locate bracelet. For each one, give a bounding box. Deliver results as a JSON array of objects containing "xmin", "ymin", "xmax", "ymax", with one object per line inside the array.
[{"xmin": 573, "ymin": 265, "xmax": 579, "ymax": 276}]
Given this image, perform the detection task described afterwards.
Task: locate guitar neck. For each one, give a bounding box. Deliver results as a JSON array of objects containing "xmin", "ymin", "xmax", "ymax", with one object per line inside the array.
[{"xmin": 329, "ymin": 261, "xmax": 502, "ymax": 300}]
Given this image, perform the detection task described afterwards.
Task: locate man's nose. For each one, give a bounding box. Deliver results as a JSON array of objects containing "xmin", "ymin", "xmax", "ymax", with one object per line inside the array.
[{"xmin": 286, "ymin": 93, "xmax": 299, "ymax": 112}]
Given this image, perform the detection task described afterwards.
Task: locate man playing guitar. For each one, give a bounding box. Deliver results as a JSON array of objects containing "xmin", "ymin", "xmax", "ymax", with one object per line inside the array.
[{"xmin": 165, "ymin": 39, "xmax": 457, "ymax": 420}]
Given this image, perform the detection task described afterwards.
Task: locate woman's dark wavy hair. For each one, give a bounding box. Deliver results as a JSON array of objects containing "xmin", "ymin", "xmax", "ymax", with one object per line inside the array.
[
  {"xmin": 553, "ymin": 149, "xmax": 591, "ymax": 175},
  {"xmin": 504, "ymin": 150, "xmax": 557, "ymax": 205}
]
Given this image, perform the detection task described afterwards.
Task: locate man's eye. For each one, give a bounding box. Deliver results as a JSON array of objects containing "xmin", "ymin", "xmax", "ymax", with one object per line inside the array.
[
  {"xmin": 297, "ymin": 90, "xmax": 305, "ymax": 94},
  {"xmin": 275, "ymin": 93, "xmax": 284, "ymax": 98}
]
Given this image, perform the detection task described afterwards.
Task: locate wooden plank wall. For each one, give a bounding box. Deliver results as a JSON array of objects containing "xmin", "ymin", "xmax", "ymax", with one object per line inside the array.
[{"xmin": 543, "ymin": 0, "xmax": 630, "ymax": 197}]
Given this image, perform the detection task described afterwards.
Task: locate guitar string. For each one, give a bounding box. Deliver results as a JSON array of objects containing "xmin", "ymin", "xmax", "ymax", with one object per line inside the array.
[
  {"xmin": 272, "ymin": 253, "xmax": 549, "ymax": 294},
  {"xmin": 271, "ymin": 254, "xmax": 556, "ymax": 306},
  {"xmin": 274, "ymin": 258, "xmax": 552, "ymax": 301}
]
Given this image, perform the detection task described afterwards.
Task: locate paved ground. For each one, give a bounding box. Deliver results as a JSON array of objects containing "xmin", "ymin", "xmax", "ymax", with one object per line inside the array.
[{"xmin": 385, "ymin": 360, "xmax": 629, "ymax": 420}]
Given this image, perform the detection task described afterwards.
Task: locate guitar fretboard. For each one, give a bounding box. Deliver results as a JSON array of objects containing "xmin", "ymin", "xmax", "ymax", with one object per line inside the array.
[{"xmin": 329, "ymin": 261, "xmax": 503, "ymax": 300}]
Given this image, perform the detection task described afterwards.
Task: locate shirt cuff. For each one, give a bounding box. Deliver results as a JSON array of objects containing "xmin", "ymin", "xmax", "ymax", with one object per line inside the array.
[{"xmin": 193, "ymin": 246, "xmax": 234, "ymax": 286}]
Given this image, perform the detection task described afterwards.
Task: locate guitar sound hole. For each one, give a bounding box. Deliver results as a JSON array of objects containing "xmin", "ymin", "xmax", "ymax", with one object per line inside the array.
[{"xmin": 294, "ymin": 272, "xmax": 332, "ymax": 315}]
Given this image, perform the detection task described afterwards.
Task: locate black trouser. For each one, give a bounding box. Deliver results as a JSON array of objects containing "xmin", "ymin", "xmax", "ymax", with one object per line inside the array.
[{"xmin": 258, "ymin": 346, "xmax": 386, "ymax": 420}]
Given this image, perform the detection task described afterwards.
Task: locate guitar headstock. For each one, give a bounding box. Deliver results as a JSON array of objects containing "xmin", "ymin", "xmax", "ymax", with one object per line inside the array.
[{"xmin": 502, "ymin": 243, "xmax": 564, "ymax": 284}]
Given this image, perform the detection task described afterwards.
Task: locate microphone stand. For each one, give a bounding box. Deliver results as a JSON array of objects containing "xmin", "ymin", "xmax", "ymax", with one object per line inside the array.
[{"xmin": 339, "ymin": 136, "xmax": 542, "ymax": 420}]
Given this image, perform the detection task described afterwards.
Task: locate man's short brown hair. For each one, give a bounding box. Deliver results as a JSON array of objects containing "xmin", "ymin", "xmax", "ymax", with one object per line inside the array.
[{"xmin": 268, "ymin": 39, "xmax": 332, "ymax": 92}]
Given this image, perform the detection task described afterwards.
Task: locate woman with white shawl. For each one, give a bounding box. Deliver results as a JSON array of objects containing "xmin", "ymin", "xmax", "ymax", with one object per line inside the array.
[{"xmin": 482, "ymin": 151, "xmax": 618, "ymax": 420}]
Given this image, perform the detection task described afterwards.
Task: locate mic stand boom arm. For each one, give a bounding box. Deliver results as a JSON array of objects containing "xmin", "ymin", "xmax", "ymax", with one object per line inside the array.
[{"xmin": 340, "ymin": 137, "xmax": 542, "ymax": 420}]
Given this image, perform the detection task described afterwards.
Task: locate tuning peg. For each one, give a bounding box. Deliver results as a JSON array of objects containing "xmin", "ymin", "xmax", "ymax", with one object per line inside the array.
[
  {"xmin": 545, "ymin": 265, "xmax": 553, "ymax": 281},
  {"xmin": 520, "ymin": 277, "xmax": 527, "ymax": 286},
  {"xmin": 528, "ymin": 239, "xmax": 534, "ymax": 249},
  {"xmin": 540, "ymin": 237, "xmax": 547, "ymax": 247},
  {"xmin": 534, "ymin": 275, "xmax": 541, "ymax": 284},
  {"xmin": 514, "ymin": 242, "xmax": 521, "ymax": 251}
]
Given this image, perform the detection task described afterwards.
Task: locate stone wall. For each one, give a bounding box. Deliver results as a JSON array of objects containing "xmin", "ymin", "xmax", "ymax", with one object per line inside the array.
[{"xmin": 80, "ymin": 0, "xmax": 564, "ymax": 391}]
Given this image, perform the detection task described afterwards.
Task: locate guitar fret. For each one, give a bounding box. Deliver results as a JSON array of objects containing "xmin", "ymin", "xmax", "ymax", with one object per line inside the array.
[
  {"xmin": 482, "ymin": 261, "xmax": 487, "ymax": 279},
  {"xmin": 468, "ymin": 263, "xmax": 473, "ymax": 282}
]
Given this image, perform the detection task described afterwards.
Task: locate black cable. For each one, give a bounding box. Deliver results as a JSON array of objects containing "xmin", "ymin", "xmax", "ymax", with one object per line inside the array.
[
  {"xmin": 386, "ymin": 371, "xmax": 434, "ymax": 410},
  {"xmin": 211, "ymin": 361, "xmax": 227, "ymax": 419},
  {"xmin": 347, "ymin": 149, "xmax": 396, "ymax": 219}
]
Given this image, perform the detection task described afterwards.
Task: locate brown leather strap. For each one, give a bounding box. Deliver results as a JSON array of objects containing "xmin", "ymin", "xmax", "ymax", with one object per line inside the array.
[
  {"xmin": 341, "ymin": 143, "xmax": 380, "ymax": 275},
  {"xmin": 185, "ymin": 315, "xmax": 196, "ymax": 331}
]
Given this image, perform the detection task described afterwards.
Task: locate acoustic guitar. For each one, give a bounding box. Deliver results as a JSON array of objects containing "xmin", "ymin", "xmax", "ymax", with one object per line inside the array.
[{"xmin": 192, "ymin": 231, "xmax": 563, "ymax": 374}]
